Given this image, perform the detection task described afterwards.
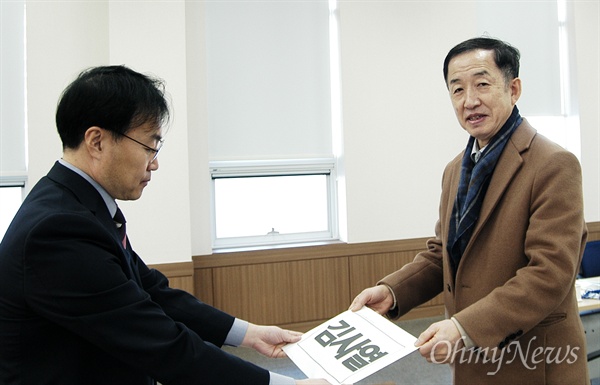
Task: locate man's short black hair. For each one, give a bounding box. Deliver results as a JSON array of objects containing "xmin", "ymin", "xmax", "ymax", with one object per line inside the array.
[
  {"xmin": 443, "ymin": 37, "xmax": 520, "ymax": 87},
  {"xmin": 56, "ymin": 65, "xmax": 170, "ymax": 149}
]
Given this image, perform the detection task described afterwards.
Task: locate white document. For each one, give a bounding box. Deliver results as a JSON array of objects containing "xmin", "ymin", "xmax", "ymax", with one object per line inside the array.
[{"xmin": 282, "ymin": 307, "xmax": 418, "ymax": 385}]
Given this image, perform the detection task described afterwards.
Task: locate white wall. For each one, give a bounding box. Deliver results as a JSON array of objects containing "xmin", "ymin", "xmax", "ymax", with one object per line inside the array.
[
  {"xmin": 574, "ymin": 1, "xmax": 600, "ymax": 226},
  {"xmin": 108, "ymin": 1, "xmax": 193, "ymax": 265},
  {"xmin": 338, "ymin": 1, "xmax": 476, "ymax": 243},
  {"xmin": 26, "ymin": 1, "xmax": 108, "ymax": 193},
  {"xmin": 24, "ymin": 0, "xmax": 600, "ymax": 264},
  {"xmin": 26, "ymin": 1, "xmax": 193, "ymax": 264}
]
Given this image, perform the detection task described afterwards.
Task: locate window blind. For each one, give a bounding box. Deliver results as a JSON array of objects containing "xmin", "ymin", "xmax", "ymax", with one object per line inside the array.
[
  {"xmin": 0, "ymin": 0, "xmax": 27, "ymax": 187},
  {"xmin": 476, "ymin": 0, "xmax": 562, "ymax": 117},
  {"xmin": 205, "ymin": 0, "xmax": 332, "ymax": 161}
]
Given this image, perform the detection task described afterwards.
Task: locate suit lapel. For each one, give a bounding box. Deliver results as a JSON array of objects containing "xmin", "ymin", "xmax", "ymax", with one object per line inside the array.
[{"xmin": 47, "ymin": 162, "xmax": 140, "ymax": 282}]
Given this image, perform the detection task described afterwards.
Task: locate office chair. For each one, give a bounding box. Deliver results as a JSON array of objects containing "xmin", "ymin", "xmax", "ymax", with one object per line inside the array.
[
  {"xmin": 579, "ymin": 240, "xmax": 600, "ymax": 366},
  {"xmin": 580, "ymin": 240, "xmax": 600, "ymax": 279}
]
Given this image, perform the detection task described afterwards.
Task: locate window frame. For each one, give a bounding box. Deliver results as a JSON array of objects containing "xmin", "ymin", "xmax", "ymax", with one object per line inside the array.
[{"xmin": 209, "ymin": 158, "xmax": 339, "ymax": 250}]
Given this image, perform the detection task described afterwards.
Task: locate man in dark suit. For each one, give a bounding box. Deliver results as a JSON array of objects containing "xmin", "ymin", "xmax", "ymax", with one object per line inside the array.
[
  {"xmin": 350, "ymin": 37, "xmax": 589, "ymax": 384},
  {"xmin": 0, "ymin": 66, "xmax": 330, "ymax": 385}
]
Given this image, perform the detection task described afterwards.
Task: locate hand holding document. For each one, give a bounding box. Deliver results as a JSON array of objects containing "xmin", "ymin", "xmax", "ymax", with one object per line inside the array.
[{"xmin": 283, "ymin": 307, "xmax": 418, "ymax": 385}]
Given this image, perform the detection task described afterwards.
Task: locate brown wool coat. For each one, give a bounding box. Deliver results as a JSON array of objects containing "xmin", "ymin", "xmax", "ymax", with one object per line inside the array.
[{"xmin": 381, "ymin": 120, "xmax": 589, "ymax": 384}]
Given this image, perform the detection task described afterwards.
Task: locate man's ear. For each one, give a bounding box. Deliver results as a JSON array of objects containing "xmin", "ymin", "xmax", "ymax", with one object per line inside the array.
[
  {"xmin": 83, "ymin": 126, "xmax": 105, "ymax": 159},
  {"xmin": 510, "ymin": 77, "xmax": 522, "ymax": 105}
]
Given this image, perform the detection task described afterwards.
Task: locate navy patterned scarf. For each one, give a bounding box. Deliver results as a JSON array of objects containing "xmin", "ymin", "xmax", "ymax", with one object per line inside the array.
[{"xmin": 447, "ymin": 106, "xmax": 522, "ymax": 278}]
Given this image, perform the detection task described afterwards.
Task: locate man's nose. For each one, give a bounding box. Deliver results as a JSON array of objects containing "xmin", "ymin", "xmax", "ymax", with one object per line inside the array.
[
  {"xmin": 464, "ymin": 88, "xmax": 481, "ymax": 109},
  {"xmin": 148, "ymin": 157, "xmax": 159, "ymax": 171}
]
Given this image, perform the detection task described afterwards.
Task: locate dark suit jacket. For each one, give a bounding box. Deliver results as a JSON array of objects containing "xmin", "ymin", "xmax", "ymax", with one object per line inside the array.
[
  {"xmin": 0, "ymin": 162, "xmax": 269, "ymax": 385},
  {"xmin": 381, "ymin": 121, "xmax": 589, "ymax": 384}
]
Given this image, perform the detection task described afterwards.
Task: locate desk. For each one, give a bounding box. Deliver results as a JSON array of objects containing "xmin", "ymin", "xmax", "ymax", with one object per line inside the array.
[
  {"xmin": 577, "ymin": 277, "xmax": 600, "ymax": 379},
  {"xmin": 578, "ymin": 277, "xmax": 600, "ymax": 312}
]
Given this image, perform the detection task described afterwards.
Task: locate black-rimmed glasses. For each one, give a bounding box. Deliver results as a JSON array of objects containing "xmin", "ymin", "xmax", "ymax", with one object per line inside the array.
[{"xmin": 119, "ymin": 133, "xmax": 164, "ymax": 162}]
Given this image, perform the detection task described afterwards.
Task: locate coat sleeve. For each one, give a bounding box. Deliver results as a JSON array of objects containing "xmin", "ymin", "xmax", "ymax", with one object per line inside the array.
[
  {"xmin": 378, "ymin": 159, "xmax": 458, "ymax": 319},
  {"xmin": 135, "ymin": 255, "xmax": 236, "ymax": 347},
  {"xmin": 23, "ymin": 212, "xmax": 269, "ymax": 385},
  {"xmin": 379, "ymin": 224, "xmax": 445, "ymax": 319}
]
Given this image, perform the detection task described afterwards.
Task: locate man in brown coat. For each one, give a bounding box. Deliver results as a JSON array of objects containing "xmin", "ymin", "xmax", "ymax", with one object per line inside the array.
[{"xmin": 350, "ymin": 37, "xmax": 589, "ymax": 384}]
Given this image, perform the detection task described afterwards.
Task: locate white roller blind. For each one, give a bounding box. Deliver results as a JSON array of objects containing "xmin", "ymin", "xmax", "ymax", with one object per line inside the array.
[
  {"xmin": 0, "ymin": 0, "xmax": 27, "ymax": 186},
  {"xmin": 205, "ymin": 0, "xmax": 332, "ymax": 161},
  {"xmin": 477, "ymin": 0, "xmax": 562, "ymax": 116}
]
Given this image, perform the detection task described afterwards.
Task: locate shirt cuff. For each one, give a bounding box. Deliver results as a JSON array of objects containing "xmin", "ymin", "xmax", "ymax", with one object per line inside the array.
[
  {"xmin": 269, "ymin": 372, "xmax": 296, "ymax": 385},
  {"xmin": 451, "ymin": 316, "xmax": 475, "ymax": 349},
  {"xmin": 224, "ymin": 318, "xmax": 249, "ymax": 347}
]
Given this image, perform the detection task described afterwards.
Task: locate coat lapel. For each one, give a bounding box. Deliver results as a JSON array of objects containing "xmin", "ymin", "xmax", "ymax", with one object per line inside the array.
[
  {"xmin": 460, "ymin": 120, "xmax": 537, "ymax": 261},
  {"xmin": 441, "ymin": 154, "xmax": 463, "ymax": 288}
]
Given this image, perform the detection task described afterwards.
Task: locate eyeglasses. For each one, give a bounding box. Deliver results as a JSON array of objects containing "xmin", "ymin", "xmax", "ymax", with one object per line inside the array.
[{"xmin": 118, "ymin": 133, "xmax": 164, "ymax": 162}]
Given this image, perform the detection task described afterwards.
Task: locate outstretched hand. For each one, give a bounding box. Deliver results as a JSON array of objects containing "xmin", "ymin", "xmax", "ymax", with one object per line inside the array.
[
  {"xmin": 241, "ymin": 323, "xmax": 302, "ymax": 358},
  {"xmin": 415, "ymin": 319, "xmax": 463, "ymax": 363},
  {"xmin": 348, "ymin": 284, "xmax": 394, "ymax": 315}
]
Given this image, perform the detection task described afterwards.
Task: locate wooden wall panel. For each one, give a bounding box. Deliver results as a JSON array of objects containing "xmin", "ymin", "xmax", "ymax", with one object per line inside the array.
[
  {"xmin": 194, "ymin": 268, "xmax": 214, "ymax": 305},
  {"xmin": 187, "ymin": 221, "xmax": 598, "ymax": 329},
  {"xmin": 588, "ymin": 222, "xmax": 600, "ymax": 242},
  {"xmin": 211, "ymin": 258, "xmax": 350, "ymax": 326},
  {"xmin": 348, "ymin": 251, "xmax": 417, "ymax": 297},
  {"xmin": 146, "ymin": 221, "xmax": 598, "ymax": 330},
  {"xmin": 166, "ymin": 276, "xmax": 194, "ymax": 294},
  {"xmin": 348, "ymin": 250, "xmax": 444, "ymax": 319},
  {"xmin": 194, "ymin": 239, "xmax": 446, "ymax": 330}
]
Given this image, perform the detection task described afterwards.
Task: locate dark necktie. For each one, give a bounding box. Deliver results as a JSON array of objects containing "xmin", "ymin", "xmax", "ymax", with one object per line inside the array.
[
  {"xmin": 113, "ymin": 207, "xmax": 138, "ymax": 280},
  {"xmin": 113, "ymin": 207, "xmax": 127, "ymax": 249}
]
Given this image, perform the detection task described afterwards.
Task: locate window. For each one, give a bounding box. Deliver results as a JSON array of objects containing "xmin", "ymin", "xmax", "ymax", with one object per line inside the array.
[
  {"xmin": 205, "ymin": 0, "xmax": 341, "ymax": 249},
  {"xmin": 522, "ymin": 0, "xmax": 580, "ymax": 158},
  {"xmin": 1, "ymin": 0, "xmax": 27, "ymax": 241},
  {"xmin": 0, "ymin": 187, "xmax": 23, "ymax": 242},
  {"xmin": 525, "ymin": 116, "xmax": 580, "ymax": 158},
  {"xmin": 210, "ymin": 159, "xmax": 338, "ymax": 249}
]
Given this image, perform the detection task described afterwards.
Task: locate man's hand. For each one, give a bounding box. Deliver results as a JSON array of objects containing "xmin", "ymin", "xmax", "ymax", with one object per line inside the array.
[
  {"xmin": 241, "ymin": 323, "xmax": 302, "ymax": 358},
  {"xmin": 415, "ymin": 319, "xmax": 464, "ymax": 363},
  {"xmin": 348, "ymin": 285, "xmax": 394, "ymax": 315}
]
